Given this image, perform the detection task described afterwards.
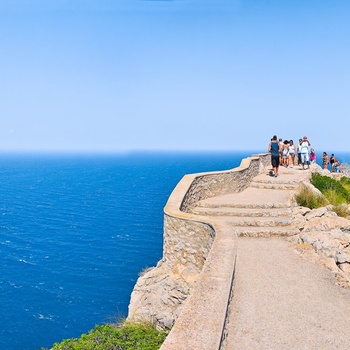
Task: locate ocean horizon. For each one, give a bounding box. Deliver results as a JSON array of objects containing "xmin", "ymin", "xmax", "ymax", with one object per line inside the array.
[{"xmin": 1, "ymin": 150, "xmax": 349, "ymax": 350}]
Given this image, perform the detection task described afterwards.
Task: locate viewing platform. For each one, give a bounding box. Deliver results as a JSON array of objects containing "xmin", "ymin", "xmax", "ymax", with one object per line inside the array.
[{"xmin": 128, "ymin": 154, "xmax": 350, "ymax": 350}]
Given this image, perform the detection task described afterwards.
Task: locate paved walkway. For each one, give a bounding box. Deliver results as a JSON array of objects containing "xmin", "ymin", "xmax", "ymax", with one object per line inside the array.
[
  {"xmin": 191, "ymin": 165, "xmax": 350, "ymax": 349},
  {"xmin": 225, "ymin": 237, "xmax": 350, "ymax": 350}
]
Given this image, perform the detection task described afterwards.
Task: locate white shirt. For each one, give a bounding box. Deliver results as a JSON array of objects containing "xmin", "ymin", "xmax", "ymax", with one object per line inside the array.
[{"xmin": 300, "ymin": 141, "xmax": 310, "ymax": 154}]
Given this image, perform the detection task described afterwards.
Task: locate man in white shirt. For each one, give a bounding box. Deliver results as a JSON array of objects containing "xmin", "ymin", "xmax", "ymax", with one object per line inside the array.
[{"xmin": 300, "ymin": 136, "xmax": 311, "ymax": 170}]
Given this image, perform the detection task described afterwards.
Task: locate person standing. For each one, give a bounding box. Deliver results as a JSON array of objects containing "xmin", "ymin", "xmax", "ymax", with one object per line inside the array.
[
  {"xmin": 330, "ymin": 154, "xmax": 335, "ymax": 172},
  {"xmin": 281, "ymin": 140, "xmax": 290, "ymax": 167},
  {"xmin": 322, "ymin": 152, "xmax": 329, "ymax": 170},
  {"xmin": 297, "ymin": 138, "xmax": 303, "ymax": 165},
  {"xmin": 268, "ymin": 135, "xmax": 280, "ymax": 177},
  {"xmin": 334, "ymin": 157, "xmax": 341, "ymax": 172},
  {"xmin": 278, "ymin": 138, "xmax": 283, "ymax": 164},
  {"xmin": 288, "ymin": 140, "xmax": 297, "ymax": 167},
  {"xmin": 300, "ymin": 136, "xmax": 311, "ymax": 170},
  {"xmin": 309, "ymin": 148, "xmax": 316, "ymax": 164}
]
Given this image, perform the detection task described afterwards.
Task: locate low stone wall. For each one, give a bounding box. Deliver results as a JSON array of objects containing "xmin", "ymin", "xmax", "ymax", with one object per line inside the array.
[
  {"xmin": 127, "ymin": 153, "xmax": 270, "ymax": 343},
  {"xmin": 180, "ymin": 153, "xmax": 270, "ymax": 212}
]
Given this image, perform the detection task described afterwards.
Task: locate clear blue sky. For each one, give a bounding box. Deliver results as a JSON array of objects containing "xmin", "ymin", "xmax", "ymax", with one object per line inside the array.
[{"xmin": 1, "ymin": 0, "xmax": 349, "ymax": 153}]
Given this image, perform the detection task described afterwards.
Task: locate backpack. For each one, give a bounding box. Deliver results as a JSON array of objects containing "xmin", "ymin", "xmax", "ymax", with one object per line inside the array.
[{"xmin": 282, "ymin": 146, "xmax": 289, "ymax": 156}]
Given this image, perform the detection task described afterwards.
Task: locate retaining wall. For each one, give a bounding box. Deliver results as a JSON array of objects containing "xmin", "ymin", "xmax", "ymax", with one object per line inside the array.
[
  {"xmin": 127, "ymin": 153, "xmax": 270, "ymax": 347},
  {"xmin": 160, "ymin": 153, "xmax": 270, "ymax": 280},
  {"xmin": 160, "ymin": 153, "xmax": 270, "ymax": 349}
]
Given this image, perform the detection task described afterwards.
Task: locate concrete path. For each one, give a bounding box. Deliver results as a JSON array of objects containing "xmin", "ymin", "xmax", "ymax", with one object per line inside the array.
[
  {"xmin": 225, "ymin": 237, "xmax": 350, "ymax": 350},
  {"xmin": 190, "ymin": 164, "xmax": 350, "ymax": 349}
]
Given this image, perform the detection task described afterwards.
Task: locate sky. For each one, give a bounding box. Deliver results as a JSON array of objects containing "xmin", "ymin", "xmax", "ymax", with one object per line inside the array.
[{"xmin": 1, "ymin": 0, "xmax": 349, "ymax": 153}]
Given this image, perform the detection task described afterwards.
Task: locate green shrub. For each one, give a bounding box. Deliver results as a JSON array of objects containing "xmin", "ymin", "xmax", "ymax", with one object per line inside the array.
[
  {"xmin": 295, "ymin": 186, "xmax": 328, "ymax": 209},
  {"xmin": 340, "ymin": 176, "xmax": 350, "ymax": 192},
  {"xmin": 298, "ymin": 173, "xmax": 350, "ymax": 217},
  {"xmin": 310, "ymin": 173, "xmax": 350, "ymax": 204},
  {"xmin": 322, "ymin": 189, "xmax": 346, "ymax": 206},
  {"xmin": 332, "ymin": 204, "xmax": 349, "ymax": 218},
  {"xmin": 45, "ymin": 321, "xmax": 170, "ymax": 350}
]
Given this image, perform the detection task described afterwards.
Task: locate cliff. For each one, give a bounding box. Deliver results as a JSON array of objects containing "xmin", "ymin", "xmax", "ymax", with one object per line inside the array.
[
  {"xmin": 126, "ymin": 154, "xmax": 350, "ymax": 348},
  {"xmin": 126, "ymin": 153, "xmax": 270, "ymax": 329}
]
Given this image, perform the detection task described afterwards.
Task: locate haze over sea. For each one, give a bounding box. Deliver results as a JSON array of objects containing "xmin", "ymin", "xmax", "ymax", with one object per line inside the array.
[{"xmin": 1, "ymin": 150, "xmax": 349, "ymax": 350}]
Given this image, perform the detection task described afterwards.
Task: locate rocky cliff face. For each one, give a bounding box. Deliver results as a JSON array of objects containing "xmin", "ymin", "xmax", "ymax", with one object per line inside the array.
[
  {"xmin": 126, "ymin": 155, "xmax": 350, "ymax": 331},
  {"xmin": 126, "ymin": 259, "xmax": 190, "ymax": 329},
  {"xmin": 126, "ymin": 154, "xmax": 270, "ymax": 329},
  {"xmin": 128, "ymin": 183, "xmax": 350, "ymax": 330},
  {"xmin": 127, "ymin": 215, "xmax": 215, "ymax": 329}
]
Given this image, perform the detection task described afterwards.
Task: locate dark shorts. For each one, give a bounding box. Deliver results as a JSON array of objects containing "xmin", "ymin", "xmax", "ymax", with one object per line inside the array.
[{"xmin": 271, "ymin": 155, "xmax": 280, "ymax": 168}]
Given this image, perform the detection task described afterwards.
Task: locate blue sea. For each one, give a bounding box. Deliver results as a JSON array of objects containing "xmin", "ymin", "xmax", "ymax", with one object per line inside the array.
[{"xmin": 0, "ymin": 150, "xmax": 267, "ymax": 350}]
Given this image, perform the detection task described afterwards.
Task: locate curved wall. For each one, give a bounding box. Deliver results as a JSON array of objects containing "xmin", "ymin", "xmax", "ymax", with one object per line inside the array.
[{"xmin": 127, "ymin": 153, "xmax": 270, "ymax": 347}]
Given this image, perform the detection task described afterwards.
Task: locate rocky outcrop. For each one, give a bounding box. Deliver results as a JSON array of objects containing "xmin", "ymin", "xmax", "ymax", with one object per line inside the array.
[
  {"xmin": 127, "ymin": 153, "xmax": 270, "ymax": 329},
  {"xmin": 289, "ymin": 202, "xmax": 350, "ymax": 288},
  {"xmin": 127, "ymin": 216, "xmax": 215, "ymax": 329},
  {"xmin": 126, "ymin": 260, "xmax": 191, "ymax": 329},
  {"xmin": 127, "ymin": 155, "xmax": 350, "ymax": 337}
]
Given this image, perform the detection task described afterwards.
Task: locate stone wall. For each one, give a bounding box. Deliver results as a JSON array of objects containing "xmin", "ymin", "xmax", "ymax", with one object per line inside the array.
[
  {"xmin": 180, "ymin": 154, "xmax": 270, "ymax": 212},
  {"xmin": 163, "ymin": 215, "xmax": 215, "ymax": 278},
  {"xmin": 127, "ymin": 153, "xmax": 270, "ymax": 329}
]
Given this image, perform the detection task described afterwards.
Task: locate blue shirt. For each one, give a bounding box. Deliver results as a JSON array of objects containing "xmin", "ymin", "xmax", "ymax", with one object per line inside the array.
[{"xmin": 270, "ymin": 141, "xmax": 280, "ymax": 157}]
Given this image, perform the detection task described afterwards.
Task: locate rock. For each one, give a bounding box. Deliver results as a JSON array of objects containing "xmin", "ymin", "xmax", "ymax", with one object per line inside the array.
[
  {"xmin": 292, "ymin": 206, "xmax": 311, "ymax": 216},
  {"xmin": 302, "ymin": 215, "xmax": 350, "ymax": 232},
  {"xmin": 305, "ymin": 207, "xmax": 327, "ymax": 220},
  {"xmin": 339, "ymin": 263, "xmax": 350, "ymax": 274},
  {"xmin": 127, "ymin": 260, "xmax": 198, "ymax": 329},
  {"xmin": 335, "ymin": 251, "xmax": 350, "ymax": 264},
  {"xmin": 293, "ymin": 207, "xmax": 350, "ymax": 288}
]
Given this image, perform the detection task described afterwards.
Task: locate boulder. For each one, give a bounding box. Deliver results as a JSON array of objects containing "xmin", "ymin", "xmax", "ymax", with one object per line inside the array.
[
  {"xmin": 127, "ymin": 260, "xmax": 199, "ymax": 329},
  {"xmin": 290, "ymin": 205, "xmax": 350, "ymax": 288}
]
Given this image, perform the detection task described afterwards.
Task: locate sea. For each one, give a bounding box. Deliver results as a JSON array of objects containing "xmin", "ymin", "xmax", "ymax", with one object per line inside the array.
[
  {"xmin": 1, "ymin": 150, "xmax": 349, "ymax": 350},
  {"xmin": 0, "ymin": 150, "xmax": 260, "ymax": 350}
]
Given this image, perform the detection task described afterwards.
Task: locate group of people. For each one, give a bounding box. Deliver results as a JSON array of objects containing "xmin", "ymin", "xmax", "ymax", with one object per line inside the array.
[
  {"xmin": 268, "ymin": 135, "xmax": 341, "ymax": 176},
  {"xmin": 322, "ymin": 152, "xmax": 341, "ymax": 172},
  {"xmin": 268, "ymin": 135, "xmax": 312, "ymax": 177}
]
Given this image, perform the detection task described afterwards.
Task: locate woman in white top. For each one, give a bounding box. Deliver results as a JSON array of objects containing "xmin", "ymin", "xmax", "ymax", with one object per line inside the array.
[
  {"xmin": 288, "ymin": 140, "xmax": 297, "ymax": 167},
  {"xmin": 281, "ymin": 140, "xmax": 290, "ymax": 167}
]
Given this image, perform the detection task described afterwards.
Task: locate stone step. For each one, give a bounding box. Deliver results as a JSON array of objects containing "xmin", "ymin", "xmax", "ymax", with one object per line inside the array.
[
  {"xmin": 195, "ymin": 202, "xmax": 292, "ymax": 209},
  {"xmin": 253, "ymin": 177, "xmax": 300, "ymax": 184},
  {"xmin": 225, "ymin": 216, "xmax": 292, "ymax": 227},
  {"xmin": 189, "ymin": 206, "xmax": 292, "ymax": 217},
  {"xmin": 195, "ymin": 188, "xmax": 295, "ymax": 210},
  {"xmin": 252, "ymin": 171, "xmax": 308, "ymax": 186},
  {"xmin": 249, "ymin": 181, "xmax": 298, "ymax": 190},
  {"xmin": 229, "ymin": 225, "xmax": 299, "ymax": 237}
]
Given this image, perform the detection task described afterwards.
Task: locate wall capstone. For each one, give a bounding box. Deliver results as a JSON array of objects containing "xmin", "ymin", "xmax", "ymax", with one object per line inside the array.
[{"xmin": 127, "ymin": 153, "xmax": 270, "ymax": 332}]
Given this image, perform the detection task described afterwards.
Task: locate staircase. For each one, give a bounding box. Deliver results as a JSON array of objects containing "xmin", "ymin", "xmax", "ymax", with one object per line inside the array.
[{"xmin": 189, "ymin": 168, "xmax": 309, "ymax": 237}]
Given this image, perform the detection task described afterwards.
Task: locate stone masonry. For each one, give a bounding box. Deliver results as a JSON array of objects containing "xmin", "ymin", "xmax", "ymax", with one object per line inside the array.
[{"xmin": 127, "ymin": 154, "xmax": 350, "ymax": 350}]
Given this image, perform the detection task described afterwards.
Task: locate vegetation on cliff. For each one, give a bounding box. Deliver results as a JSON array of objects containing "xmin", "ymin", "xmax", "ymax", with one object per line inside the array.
[
  {"xmin": 42, "ymin": 321, "xmax": 169, "ymax": 350},
  {"xmin": 296, "ymin": 172, "xmax": 350, "ymax": 217}
]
